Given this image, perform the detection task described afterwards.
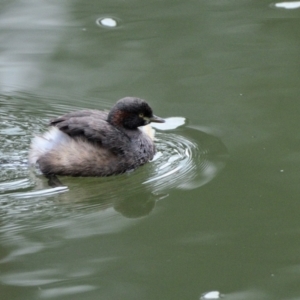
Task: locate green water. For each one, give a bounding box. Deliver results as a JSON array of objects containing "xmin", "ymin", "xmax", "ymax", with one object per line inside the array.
[{"xmin": 1, "ymin": 0, "xmax": 300, "ymax": 299}]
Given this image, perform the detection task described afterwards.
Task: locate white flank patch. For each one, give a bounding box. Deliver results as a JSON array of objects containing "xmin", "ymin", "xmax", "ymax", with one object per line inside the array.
[{"xmin": 28, "ymin": 127, "xmax": 70, "ymax": 164}]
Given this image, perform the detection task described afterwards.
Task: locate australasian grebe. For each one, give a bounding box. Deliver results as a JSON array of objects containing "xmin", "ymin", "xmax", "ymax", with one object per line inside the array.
[{"xmin": 29, "ymin": 97, "xmax": 165, "ymax": 177}]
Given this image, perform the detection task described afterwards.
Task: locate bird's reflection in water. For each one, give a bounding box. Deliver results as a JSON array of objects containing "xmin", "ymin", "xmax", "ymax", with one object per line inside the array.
[{"xmin": 40, "ymin": 172, "xmax": 159, "ymax": 218}]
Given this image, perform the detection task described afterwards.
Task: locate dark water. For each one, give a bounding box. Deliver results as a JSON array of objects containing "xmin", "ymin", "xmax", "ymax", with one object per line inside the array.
[{"xmin": 1, "ymin": 1, "xmax": 300, "ymax": 299}]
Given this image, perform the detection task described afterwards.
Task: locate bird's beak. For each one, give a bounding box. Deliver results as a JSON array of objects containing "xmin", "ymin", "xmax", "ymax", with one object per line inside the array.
[{"xmin": 149, "ymin": 115, "xmax": 165, "ymax": 123}]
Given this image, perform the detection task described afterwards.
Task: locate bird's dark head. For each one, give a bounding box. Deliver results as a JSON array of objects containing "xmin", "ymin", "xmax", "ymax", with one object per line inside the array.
[{"xmin": 107, "ymin": 97, "xmax": 165, "ymax": 129}]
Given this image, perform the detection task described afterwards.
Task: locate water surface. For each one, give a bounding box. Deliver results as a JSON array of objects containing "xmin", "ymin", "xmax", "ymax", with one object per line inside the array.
[{"xmin": 1, "ymin": 1, "xmax": 300, "ymax": 300}]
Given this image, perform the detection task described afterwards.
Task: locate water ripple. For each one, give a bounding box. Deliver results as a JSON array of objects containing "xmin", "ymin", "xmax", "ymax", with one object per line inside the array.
[
  {"xmin": 144, "ymin": 126, "xmax": 227, "ymax": 191},
  {"xmin": 0, "ymin": 94, "xmax": 228, "ymax": 219}
]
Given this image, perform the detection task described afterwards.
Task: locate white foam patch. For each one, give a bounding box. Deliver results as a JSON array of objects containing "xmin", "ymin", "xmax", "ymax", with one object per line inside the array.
[
  {"xmin": 275, "ymin": 1, "xmax": 300, "ymax": 9},
  {"xmin": 201, "ymin": 291, "xmax": 222, "ymax": 299},
  {"xmin": 98, "ymin": 18, "xmax": 117, "ymax": 27},
  {"xmin": 151, "ymin": 117, "xmax": 185, "ymax": 131}
]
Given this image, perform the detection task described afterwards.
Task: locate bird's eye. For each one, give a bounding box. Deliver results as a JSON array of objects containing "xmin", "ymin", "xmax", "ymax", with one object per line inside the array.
[{"xmin": 139, "ymin": 113, "xmax": 144, "ymax": 118}]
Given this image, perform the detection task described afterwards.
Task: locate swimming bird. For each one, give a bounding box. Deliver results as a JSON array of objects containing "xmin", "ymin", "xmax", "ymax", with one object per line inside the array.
[{"xmin": 29, "ymin": 97, "xmax": 165, "ymax": 177}]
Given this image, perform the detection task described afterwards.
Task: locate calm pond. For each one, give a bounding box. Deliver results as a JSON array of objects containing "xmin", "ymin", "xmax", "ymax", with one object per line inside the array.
[{"xmin": 1, "ymin": 1, "xmax": 300, "ymax": 299}]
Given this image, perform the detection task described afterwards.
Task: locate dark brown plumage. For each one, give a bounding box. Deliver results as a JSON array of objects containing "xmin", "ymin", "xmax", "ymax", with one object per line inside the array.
[{"xmin": 29, "ymin": 97, "xmax": 165, "ymax": 177}]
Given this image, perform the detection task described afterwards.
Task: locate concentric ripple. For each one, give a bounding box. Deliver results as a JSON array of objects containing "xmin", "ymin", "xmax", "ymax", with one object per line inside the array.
[{"xmin": 144, "ymin": 125, "xmax": 228, "ymax": 192}]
